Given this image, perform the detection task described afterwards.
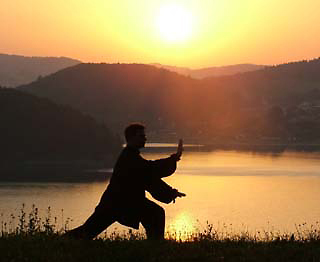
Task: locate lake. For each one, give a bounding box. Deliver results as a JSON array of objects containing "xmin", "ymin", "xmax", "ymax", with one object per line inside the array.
[{"xmin": 1, "ymin": 147, "xmax": 320, "ymax": 238}]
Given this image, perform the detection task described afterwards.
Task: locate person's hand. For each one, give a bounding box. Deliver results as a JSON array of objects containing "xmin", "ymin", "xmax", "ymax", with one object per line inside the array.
[
  {"xmin": 177, "ymin": 139, "xmax": 183, "ymax": 158},
  {"xmin": 172, "ymin": 189, "xmax": 186, "ymax": 203},
  {"xmin": 171, "ymin": 139, "xmax": 183, "ymax": 161}
]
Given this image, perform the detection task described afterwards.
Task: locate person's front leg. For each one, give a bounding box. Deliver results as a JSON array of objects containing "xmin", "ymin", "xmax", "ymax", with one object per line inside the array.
[{"xmin": 140, "ymin": 199, "xmax": 165, "ymax": 240}]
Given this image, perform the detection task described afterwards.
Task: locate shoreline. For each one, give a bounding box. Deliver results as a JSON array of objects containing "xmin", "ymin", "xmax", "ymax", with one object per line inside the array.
[{"xmin": 0, "ymin": 167, "xmax": 113, "ymax": 183}]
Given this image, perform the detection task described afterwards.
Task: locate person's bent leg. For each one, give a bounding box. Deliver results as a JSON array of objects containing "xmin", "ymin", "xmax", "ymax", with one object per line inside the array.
[
  {"xmin": 140, "ymin": 199, "xmax": 165, "ymax": 240},
  {"xmin": 64, "ymin": 206, "xmax": 115, "ymax": 240}
]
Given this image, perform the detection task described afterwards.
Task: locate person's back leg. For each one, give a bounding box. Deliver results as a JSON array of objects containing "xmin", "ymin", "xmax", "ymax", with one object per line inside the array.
[
  {"xmin": 64, "ymin": 207, "xmax": 115, "ymax": 240},
  {"xmin": 140, "ymin": 198, "xmax": 165, "ymax": 240}
]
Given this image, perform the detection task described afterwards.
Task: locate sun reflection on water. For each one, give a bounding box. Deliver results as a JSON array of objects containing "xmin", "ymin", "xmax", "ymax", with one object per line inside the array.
[{"xmin": 167, "ymin": 212, "xmax": 196, "ymax": 240}]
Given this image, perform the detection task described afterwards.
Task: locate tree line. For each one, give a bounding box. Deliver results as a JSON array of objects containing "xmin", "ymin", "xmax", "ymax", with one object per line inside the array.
[{"xmin": 0, "ymin": 88, "xmax": 121, "ymax": 162}]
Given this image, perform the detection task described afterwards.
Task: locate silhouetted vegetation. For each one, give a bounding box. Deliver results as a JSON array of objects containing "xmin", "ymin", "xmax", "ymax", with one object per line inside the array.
[
  {"xmin": 0, "ymin": 88, "xmax": 121, "ymax": 181},
  {"xmin": 1, "ymin": 206, "xmax": 320, "ymax": 262},
  {"xmin": 18, "ymin": 58, "xmax": 320, "ymax": 145},
  {"xmin": 2, "ymin": 234, "xmax": 320, "ymax": 262}
]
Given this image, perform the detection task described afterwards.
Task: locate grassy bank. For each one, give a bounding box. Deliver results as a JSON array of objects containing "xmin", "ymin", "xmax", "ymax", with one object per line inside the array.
[
  {"xmin": 1, "ymin": 206, "xmax": 320, "ymax": 261},
  {"xmin": 1, "ymin": 233, "xmax": 320, "ymax": 262}
]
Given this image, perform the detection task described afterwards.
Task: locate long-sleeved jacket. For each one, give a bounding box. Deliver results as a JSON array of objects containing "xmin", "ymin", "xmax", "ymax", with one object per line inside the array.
[{"xmin": 97, "ymin": 146, "xmax": 178, "ymax": 228}]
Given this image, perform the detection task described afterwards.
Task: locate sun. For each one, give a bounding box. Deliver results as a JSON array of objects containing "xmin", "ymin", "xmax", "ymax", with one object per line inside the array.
[{"xmin": 156, "ymin": 4, "xmax": 193, "ymax": 43}]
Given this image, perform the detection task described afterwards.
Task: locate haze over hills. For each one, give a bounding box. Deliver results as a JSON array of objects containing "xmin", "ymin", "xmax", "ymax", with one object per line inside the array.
[
  {"xmin": 0, "ymin": 53, "xmax": 81, "ymax": 87},
  {"xmin": 151, "ymin": 63, "xmax": 267, "ymax": 79},
  {"xmin": 18, "ymin": 58, "xmax": 320, "ymax": 144}
]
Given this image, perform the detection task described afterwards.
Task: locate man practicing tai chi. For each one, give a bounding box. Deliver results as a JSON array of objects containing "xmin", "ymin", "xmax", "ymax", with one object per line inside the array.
[{"xmin": 65, "ymin": 123, "xmax": 185, "ymax": 240}]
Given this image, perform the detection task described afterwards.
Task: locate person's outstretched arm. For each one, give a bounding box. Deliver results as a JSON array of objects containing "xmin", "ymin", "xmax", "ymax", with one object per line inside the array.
[{"xmin": 146, "ymin": 139, "xmax": 183, "ymax": 178}]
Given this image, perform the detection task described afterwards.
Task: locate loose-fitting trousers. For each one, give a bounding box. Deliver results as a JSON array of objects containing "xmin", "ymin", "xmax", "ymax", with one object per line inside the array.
[{"xmin": 64, "ymin": 198, "xmax": 165, "ymax": 240}]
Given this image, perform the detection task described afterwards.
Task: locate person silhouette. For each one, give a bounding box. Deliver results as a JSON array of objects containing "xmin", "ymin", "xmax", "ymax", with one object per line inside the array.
[{"xmin": 64, "ymin": 123, "xmax": 185, "ymax": 240}]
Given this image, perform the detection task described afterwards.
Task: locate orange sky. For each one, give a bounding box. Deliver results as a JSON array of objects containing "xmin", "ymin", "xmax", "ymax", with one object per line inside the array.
[{"xmin": 0, "ymin": 0, "xmax": 319, "ymax": 68}]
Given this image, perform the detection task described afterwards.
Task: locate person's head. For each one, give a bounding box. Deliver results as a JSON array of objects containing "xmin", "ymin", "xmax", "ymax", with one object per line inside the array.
[{"xmin": 124, "ymin": 123, "xmax": 146, "ymax": 148}]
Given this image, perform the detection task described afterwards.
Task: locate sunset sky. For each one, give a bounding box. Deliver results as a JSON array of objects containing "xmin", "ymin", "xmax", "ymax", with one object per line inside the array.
[{"xmin": 1, "ymin": 0, "xmax": 319, "ymax": 68}]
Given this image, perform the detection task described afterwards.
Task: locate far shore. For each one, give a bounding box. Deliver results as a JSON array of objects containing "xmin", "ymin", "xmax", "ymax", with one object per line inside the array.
[
  {"xmin": 204, "ymin": 142, "xmax": 320, "ymax": 152},
  {"xmin": 2, "ymin": 143, "xmax": 320, "ymax": 182},
  {"xmin": 143, "ymin": 142, "xmax": 320, "ymax": 153}
]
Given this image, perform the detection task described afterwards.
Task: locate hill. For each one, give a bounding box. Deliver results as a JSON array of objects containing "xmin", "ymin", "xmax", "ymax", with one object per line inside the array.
[
  {"xmin": 151, "ymin": 63, "xmax": 266, "ymax": 79},
  {"xmin": 18, "ymin": 59, "xmax": 320, "ymax": 144},
  {"xmin": 0, "ymin": 53, "xmax": 81, "ymax": 87},
  {"xmin": 18, "ymin": 63, "xmax": 198, "ymax": 133},
  {"xmin": 0, "ymin": 88, "xmax": 121, "ymax": 181}
]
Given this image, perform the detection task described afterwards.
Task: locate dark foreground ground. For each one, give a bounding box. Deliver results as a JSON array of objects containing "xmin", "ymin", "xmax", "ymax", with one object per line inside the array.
[
  {"xmin": 1, "ymin": 234, "xmax": 320, "ymax": 262},
  {"xmin": 2, "ymin": 207, "xmax": 320, "ymax": 261}
]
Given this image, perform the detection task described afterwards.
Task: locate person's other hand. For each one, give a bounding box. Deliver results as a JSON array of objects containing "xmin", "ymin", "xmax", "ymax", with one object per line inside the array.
[{"xmin": 172, "ymin": 189, "xmax": 186, "ymax": 203}]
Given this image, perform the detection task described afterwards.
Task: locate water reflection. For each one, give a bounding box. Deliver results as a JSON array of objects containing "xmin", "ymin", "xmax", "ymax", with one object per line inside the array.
[
  {"xmin": 167, "ymin": 212, "xmax": 196, "ymax": 240},
  {"xmin": 1, "ymin": 150, "xmax": 320, "ymax": 237},
  {"xmin": 145, "ymin": 150, "xmax": 320, "ymax": 177}
]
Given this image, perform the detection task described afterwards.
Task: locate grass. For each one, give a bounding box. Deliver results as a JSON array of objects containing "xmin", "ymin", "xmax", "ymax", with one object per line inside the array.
[{"xmin": 1, "ymin": 206, "xmax": 320, "ymax": 261}]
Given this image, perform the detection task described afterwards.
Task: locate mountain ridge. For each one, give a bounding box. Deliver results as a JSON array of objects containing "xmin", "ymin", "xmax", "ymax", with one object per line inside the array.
[
  {"xmin": 0, "ymin": 53, "xmax": 268, "ymax": 87},
  {"xmin": 0, "ymin": 53, "xmax": 81, "ymax": 87},
  {"xmin": 151, "ymin": 63, "xmax": 267, "ymax": 79}
]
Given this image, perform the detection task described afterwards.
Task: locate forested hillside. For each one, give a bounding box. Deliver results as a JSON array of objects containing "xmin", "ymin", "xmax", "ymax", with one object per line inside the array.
[
  {"xmin": 0, "ymin": 88, "xmax": 120, "ymax": 162},
  {"xmin": 18, "ymin": 58, "xmax": 320, "ymax": 143}
]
